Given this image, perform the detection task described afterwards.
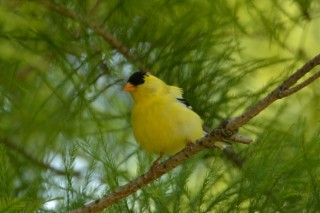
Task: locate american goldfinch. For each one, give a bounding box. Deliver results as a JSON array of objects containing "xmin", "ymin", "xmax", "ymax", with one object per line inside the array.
[{"xmin": 123, "ymin": 71, "xmax": 225, "ymax": 156}]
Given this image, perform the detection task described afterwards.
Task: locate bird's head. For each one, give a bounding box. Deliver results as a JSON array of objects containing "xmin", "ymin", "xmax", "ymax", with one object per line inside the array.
[{"xmin": 123, "ymin": 71, "xmax": 167, "ymax": 102}]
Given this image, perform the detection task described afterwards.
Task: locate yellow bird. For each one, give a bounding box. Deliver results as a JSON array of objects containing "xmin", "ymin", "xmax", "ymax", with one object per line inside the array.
[{"xmin": 123, "ymin": 71, "xmax": 225, "ymax": 156}]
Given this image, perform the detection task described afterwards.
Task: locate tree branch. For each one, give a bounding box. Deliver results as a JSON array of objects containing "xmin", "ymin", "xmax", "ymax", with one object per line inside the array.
[
  {"xmin": 30, "ymin": 0, "xmax": 150, "ymax": 73},
  {"xmin": 1, "ymin": 138, "xmax": 81, "ymax": 177},
  {"xmin": 226, "ymin": 54, "xmax": 320, "ymax": 131},
  {"xmin": 278, "ymin": 69, "xmax": 320, "ymax": 97},
  {"xmin": 71, "ymin": 54, "xmax": 320, "ymax": 213}
]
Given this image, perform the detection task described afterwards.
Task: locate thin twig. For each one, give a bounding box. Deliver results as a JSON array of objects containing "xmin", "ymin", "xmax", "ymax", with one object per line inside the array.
[
  {"xmin": 88, "ymin": 0, "xmax": 102, "ymax": 16},
  {"xmin": 71, "ymin": 135, "xmax": 209, "ymax": 213},
  {"xmin": 223, "ymin": 146, "xmax": 244, "ymax": 168},
  {"xmin": 71, "ymin": 54, "xmax": 320, "ymax": 213},
  {"xmin": 279, "ymin": 70, "xmax": 320, "ymax": 97},
  {"xmin": 226, "ymin": 54, "xmax": 320, "ymax": 131},
  {"xmin": 30, "ymin": 0, "xmax": 150, "ymax": 73},
  {"xmin": 1, "ymin": 138, "xmax": 81, "ymax": 177},
  {"xmin": 229, "ymin": 134, "xmax": 252, "ymax": 144}
]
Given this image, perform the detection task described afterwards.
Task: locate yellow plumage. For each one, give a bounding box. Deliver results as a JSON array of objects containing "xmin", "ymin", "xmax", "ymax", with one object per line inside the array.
[{"xmin": 123, "ymin": 71, "xmax": 203, "ymax": 155}]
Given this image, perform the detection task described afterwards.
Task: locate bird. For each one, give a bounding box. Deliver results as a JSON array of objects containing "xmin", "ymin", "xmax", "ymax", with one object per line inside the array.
[{"xmin": 123, "ymin": 71, "xmax": 228, "ymax": 160}]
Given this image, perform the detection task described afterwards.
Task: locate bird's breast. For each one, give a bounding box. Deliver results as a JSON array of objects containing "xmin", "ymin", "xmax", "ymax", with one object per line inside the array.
[{"xmin": 131, "ymin": 98, "xmax": 203, "ymax": 154}]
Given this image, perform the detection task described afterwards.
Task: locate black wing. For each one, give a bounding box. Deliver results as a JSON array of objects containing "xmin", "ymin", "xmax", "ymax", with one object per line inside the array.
[{"xmin": 177, "ymin": 98, "xmax": 193, "ymax": 109}]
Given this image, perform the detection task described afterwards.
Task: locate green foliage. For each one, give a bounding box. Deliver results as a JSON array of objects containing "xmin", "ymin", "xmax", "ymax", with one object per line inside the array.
[{"xmin": 0, "ymin": 0, "xmax": 319, "ymax": 212}]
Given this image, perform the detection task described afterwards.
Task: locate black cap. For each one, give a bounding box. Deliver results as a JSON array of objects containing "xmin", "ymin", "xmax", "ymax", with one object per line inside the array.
[{"xmin": 127, "ymin": 71, "xmax": 148, "ymax": 86}]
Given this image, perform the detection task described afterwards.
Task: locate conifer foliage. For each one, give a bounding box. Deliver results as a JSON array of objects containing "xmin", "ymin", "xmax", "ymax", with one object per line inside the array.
[{"xmin": 0, "ymin": 0, "xmax": 320, "ymax": 212}]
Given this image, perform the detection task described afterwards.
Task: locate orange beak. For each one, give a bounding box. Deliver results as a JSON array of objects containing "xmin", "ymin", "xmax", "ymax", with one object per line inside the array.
[{"xmin": 123, "ymin": 83, "xmax": 136, "ymax": 92}]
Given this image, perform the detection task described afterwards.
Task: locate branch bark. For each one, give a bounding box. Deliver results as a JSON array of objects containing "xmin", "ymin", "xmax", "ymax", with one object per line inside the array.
[
  {"xmin": 30, "ymin": 0, "xmax": 150, "ymax": 73},
  {"xmin": 226, "ymin": 54, "xmax": 320, "ymax": 131},
  {"xmin": 9, "ymin": 2, "xmax": 320, "ymax": 212},
  {"xmin": 71, "ymin": 54, "xmax": 320, "ymax": 213},
  {"xmin": 1, "ymin": 138, "xmax": 81, "ymax": 177}
]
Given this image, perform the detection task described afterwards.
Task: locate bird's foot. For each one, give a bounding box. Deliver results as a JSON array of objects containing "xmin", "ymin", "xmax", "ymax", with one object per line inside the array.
[
  {"xmin": 149, "ymin": 152, "xmax": 164, "ymax": 174},
  {"xmin": 186, "ymin": 142, "xmax": 196, "ymax": 150}
]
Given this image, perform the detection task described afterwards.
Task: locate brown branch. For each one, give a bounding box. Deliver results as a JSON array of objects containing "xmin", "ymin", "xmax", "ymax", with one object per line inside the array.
[
  {"xmin": 71, "ymin": 54, "xmax": 320, "ymax": 213},
  {"xmin": 226, "ymin": 54, "xmax": 320, "ymax": 131},
  {"xmin": 229, "ymin": 134, "xmax": 252, "ymax": 144},
  {"xmin": 30, "ymin": 0, "xmax": 150, "ymax": 73},
  {"xmin": 70, "ymin": 134, "xmax": 214, "ymax": 213},
  {"xmin": 278, "ymin": 70, "xmax": 320, "ymax": 97},
  {"xmin": 1, "ymin": 138, "xmax": 81, "ymax": 177},
  {"xmin": 88, "ymin": 0, "xmax": 103, "ymax": 16},
  {"xmin": 223, "ymin": 146, "xmax": 244, "ymax": 168}
]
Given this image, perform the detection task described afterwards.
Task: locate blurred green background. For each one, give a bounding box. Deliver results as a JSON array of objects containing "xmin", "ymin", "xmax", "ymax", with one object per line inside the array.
[{"xmin": 0, "ymin": 0, "xmax": 320, "ymax": 212}]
